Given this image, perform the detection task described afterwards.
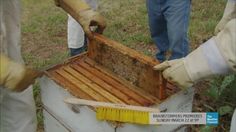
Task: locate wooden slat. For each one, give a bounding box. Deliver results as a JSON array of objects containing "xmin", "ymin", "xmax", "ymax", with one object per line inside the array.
[
  {"xmin": 166, "ymin": 83, "xmax": 180, "ymax": 95},
  {"xmin": 70, "ymin": 64, "xmax": 141, "ymax": 106},
  {"xmin": 49, "ymin": 71, "xmax": 94, "ymax": 100},
  {"xmin": 84, "ymin": 58, "xmax": 161, "ymax": 104},
  {"xmin": 75, "ymin": 60, "xmax": 154, "ymax": 106},
  {"xmin": 45, "ymin": 53, "xmax": 87, "ymax": 73},
  {"xmin": 158, "ymin": 75, "xmax": 167, "ymax": 100},
  {"xmin": 89, "ymin": 33, "xmax": 160, "ymax": 66},
  {"xmin": 56, "ymin": 68, "xmax": 108, "ymax": 102},
  {"xmin": 63, "ymin": 66, "xmax": 125, "ymax": 104},
  {"xmin": 65, "ymin": 98, "xmax": 160, "ymax": 112}
]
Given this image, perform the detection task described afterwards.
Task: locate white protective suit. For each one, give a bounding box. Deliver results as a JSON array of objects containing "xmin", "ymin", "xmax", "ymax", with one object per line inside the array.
[
  {"xmin": 67, "ymin": 0, "xmax": 98, "ymax": 49},
  {"xmin": 0, "ymin": 0, "xmax": 37, "ymax": 132},
  {"xmin": 154, "ymin": 0, "xmax": 235, "ymax": 131}
]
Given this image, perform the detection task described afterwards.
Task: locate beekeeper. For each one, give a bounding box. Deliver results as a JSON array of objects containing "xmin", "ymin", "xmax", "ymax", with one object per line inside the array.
[
  {"xmin": 0, "ymin": 0, "xmax": 105, "ymax": 131},
  {"xmin": 154, "ymin": 0, "xmax": 235, "ymax": 131}
]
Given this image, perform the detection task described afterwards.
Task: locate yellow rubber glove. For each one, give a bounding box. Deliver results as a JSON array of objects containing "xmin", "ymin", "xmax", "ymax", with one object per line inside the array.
[
  {"xmin": 154, "ymin": 59, "xmax": 193, "ymax": 89},
  {"xmin": 55, "ymin": 0, "xmax": 106, "ymax": 38},
  {"xmin": 0, "ymin": 54, "xmax": 42, "ymax": 92},
  {"xmin": 215, "ymin": 0, "xmax": 236, "ymax": 34}
]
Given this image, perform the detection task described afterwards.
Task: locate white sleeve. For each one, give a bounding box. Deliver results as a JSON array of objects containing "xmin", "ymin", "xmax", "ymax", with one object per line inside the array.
[
  {"xmin": 214, "ymin": 19, "xmax": 236, "ymax": 72},
  {"xmin": 223, "ymin": 0, "xmax": 236, "ymax": 20},
  {"xmin": 0, "ymin": 0, "xmax": 24, "ymax": 63},
  {"xmin": 184, "ymin": 19, "xmax": 236, "ymax": 81}
]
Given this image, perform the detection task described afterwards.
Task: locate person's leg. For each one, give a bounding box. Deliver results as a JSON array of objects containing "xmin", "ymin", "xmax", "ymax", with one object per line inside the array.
[
  {"xmin": 68, "ymin": 0, "xmax": 97, "ymax": 57},
  {"xmin": 146, "ymin": 0, "xmax": 169, "ymax": 62},
  {"xmin": 0, "ymin": 0, "xmax": 37, "ymax": 132},
  {"xmin": 70, "ymin": 45, "xmax": 86, "ymax": 56},
  {"xmin": 164, "ymin": 0, "xmax": 191, "ymax": 60},
  {"xmin": 69, "ymin": 34, "xmax": 88, "ymax": 56},
  {"xmin": 67, "ymin": 15, "xmax": 86, "ymax": 56}
]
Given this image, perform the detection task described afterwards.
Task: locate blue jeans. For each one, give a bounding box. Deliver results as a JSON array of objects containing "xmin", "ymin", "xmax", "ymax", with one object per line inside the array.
[
  {"xmin": 147, "ymin": 0, "xmax": 191, "ymax": 62},
  {"xmin": 70, "ymin": 35, "xmax": 88, "ymax": 56}
]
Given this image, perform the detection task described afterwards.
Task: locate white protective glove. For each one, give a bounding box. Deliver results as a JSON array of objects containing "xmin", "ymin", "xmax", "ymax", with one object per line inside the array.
[
  {"xmin": 154, "ymin": 19, "xmax": 236, "ymax": 89},
  {"xmin": 153, "ymin": 59, "xmax": 194, "ymax": 89},
  {"xmin": 0, "ymin": 54, "xmax": 42, "ymax": 92},
  {"xmin": 215, "ymin": 0, "xmax": 236, "ymax": 34},
  {"xmin": 55, "ymin": 0, "xmax": 106, "ymax": 38}
]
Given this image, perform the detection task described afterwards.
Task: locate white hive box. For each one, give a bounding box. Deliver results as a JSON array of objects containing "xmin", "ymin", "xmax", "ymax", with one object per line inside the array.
[{"xmin": 40, "ymin": 34, "xmax": 194, "ymax": 132}]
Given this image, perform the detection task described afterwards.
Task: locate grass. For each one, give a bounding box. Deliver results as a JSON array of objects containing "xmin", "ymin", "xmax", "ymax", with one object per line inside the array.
[
  {"xmin": 21, "ymin": 0, "xmax": 227, "ymax": 131},
  {"xmin": 22, "ymin": 0, "xmax": 68, "ymax": 69}
]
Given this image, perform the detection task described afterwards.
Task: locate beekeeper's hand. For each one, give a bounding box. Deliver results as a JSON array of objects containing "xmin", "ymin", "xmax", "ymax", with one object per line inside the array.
[
  {"xmin": 0, "ymin": 54, "xmax": 42, "ymax": 92},
  {"xmin": 154, "ymin": 59, "xmax": 193, "ymax": 89},
  {"xmin": 154, "ymin": 19, "xmax": 236, "ymax": 89},
  {"xmin": 79, "ymin": 9, "xmax": 106, "ymax": 37},
  {"xmin": 54, "ymin": 0, "xmax": 106, "ymax": 38},
  {"xmin": 215, "ymin": 0, "xmax": 236, "ymax": 34}
]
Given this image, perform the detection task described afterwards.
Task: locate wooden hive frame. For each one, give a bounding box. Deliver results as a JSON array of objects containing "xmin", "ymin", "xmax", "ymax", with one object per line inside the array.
[
  {"xmin": 45, "ymin": 33, "xmax": 178, "ymax": 108},
  {"xmin": 88, "ymin": 34, "xmax": 167, "ymax": 99}
]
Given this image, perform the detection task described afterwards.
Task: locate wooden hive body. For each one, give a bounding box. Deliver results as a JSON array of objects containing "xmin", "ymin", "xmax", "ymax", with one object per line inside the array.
[
  {"xmin": 45, "ymin": 34, "xmax": 177, "ymax": 107},
  {"xmin": 40, "ymin": 34, "xmax": 194, "ymax": 132}
]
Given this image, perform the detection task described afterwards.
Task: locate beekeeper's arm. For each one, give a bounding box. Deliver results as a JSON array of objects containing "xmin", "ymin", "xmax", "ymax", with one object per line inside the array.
[
  {"xmin": 0, "ymin": 54, "xmax": 42, "ymax": 92},
  {"xmin": 55, "ymin": 0, "xmax": 106, "ymax": 38},
  {"xmin": 215, "ymin": 0, "xmax": 236, "ymax": 33},
  {"xmin": 154, "ymin": 18, "xmax": 236, "ymax": 89}
]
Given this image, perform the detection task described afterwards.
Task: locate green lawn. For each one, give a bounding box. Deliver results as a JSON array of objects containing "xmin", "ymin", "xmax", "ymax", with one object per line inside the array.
[{"xmin": 21, "ymin": 0, "xmax": 227, "ymax": 131}]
